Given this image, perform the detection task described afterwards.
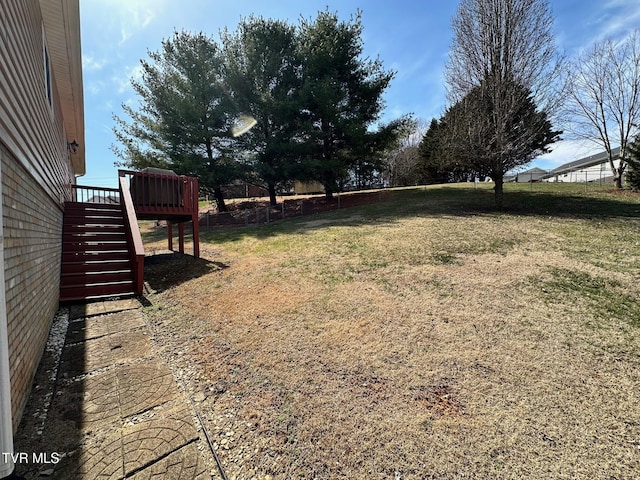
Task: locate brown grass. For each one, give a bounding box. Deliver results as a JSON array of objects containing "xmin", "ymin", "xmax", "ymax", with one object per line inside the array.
[{"xmin": 141, "ymin": 185, "xmax": 640, "ymax": 479}]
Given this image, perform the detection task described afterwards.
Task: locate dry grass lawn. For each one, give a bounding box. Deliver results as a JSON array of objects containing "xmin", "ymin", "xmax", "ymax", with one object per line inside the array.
[{"xmin": 141, "ymin": 183, "xmax": 640, "ymax": 479}]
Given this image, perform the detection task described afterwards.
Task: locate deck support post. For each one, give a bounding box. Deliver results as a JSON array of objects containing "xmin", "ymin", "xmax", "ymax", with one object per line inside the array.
[
  {"xmin": 192, "ymin": 214, "xmax": 200, "ymax": 258},
  {"xmin": 168, "ymin": 223, "xmax": 173, "ymax": 251},
  {"xmin": 178, "ymin": 223, "xmax": 185, "ymax": 254}
]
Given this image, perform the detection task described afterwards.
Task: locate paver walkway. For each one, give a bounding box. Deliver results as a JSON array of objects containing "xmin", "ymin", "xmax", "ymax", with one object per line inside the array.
[{"xmin": 13, "ymin": 298, "xmax": 215, "ymax": 479}]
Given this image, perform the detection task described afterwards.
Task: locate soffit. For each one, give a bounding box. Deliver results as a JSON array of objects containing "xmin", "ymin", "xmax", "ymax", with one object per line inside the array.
[{"xmin": 39, "ymin": 0, "xmax": 85, "ymax": 175}]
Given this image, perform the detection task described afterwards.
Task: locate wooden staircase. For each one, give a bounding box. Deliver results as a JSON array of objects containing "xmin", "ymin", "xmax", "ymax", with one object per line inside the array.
[
  {"xmin": 60, "ymin": 202, "xmax": 137, "ymax": 302},
  {"xmin": 60, "ymin": 171, "xmax": 198, "ymax": 303}
]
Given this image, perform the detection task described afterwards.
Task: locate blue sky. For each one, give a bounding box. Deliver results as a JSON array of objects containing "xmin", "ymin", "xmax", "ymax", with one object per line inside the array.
[{"xmin": 79, "ymin": 0, "xmax": 640, "ymax": 188}]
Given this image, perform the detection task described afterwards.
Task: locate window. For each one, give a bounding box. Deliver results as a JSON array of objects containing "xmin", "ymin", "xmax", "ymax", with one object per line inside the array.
[{"xmin": 43, "ymin": 26, "xmax": 52, "ymax": 109}]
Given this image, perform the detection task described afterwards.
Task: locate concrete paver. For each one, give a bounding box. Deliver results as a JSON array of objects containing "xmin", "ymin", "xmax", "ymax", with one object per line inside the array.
[{"xmin": 13, "ymin": 298, "xmax": 213, "ymax": 479}]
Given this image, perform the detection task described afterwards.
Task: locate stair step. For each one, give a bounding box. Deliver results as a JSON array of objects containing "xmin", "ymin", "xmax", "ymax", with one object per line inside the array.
[
  {"xmin": 61, "ymin": 259, "xmax": 132, "ymax": 274},
  {"xmin": 62, "ymin": 246, "xmax": 129, "ymax": 263},
  {"xmin": 62, "ymin": 251, "xmax": 131, "ymax": 263},
  {"xmin": 64, "ymin": 216, "xmax": 126, "ymax": 226},
  {"xmin": 63, "ymin": 225, "xmax": 126, "ymax": 234},
  {"xmin": 65, "ymin": 201, "xmax": 120, "ymax": 208},
  {"xmin": 61, "ymin": 270, "xmax": 133, "ymax": 287},
  {"xmin": 60, "ymin": 199, "xmax": 141, "ymax": 302},
  {"xmin": 63, "ymin": 232, "xmax": 127, "ymax": 242},
  {"xmin": 59, "ymin": 281, "xmax": 136, "ymax": 303},
  {"xmin": 62, "ymin": 241, "xmax": 128, "ymax": 251}
]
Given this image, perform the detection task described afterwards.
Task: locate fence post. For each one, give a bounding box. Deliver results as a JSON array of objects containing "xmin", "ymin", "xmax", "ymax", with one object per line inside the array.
[
  {"xmin": 266, "ymin": 206, "xmax": 270, "ymax": 224},
  {"xmin": 245, "ymin": 210, "xmax": 249, "ymax": 226}
]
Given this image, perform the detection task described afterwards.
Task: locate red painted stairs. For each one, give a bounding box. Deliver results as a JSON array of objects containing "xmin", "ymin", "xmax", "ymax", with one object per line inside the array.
[{"xmin": 60, "ymin": 202, "xmax": 137, "ymax": 302}]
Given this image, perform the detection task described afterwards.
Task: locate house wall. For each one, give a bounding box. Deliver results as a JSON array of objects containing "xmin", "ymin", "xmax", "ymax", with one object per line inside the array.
[
  {"xmin": 0, "ymin": 1, "xmax": 75, "ymax": 431},
  {"xmin": 546, "ymin": 160, "xmax": 619, "ymax": 183},
  {"xmin": 294, "ymin": 181, "xmax": 325, "ymax": 195},
  {"xmin": 0, "ymin": 144, "xmax": 63, "ymax": 431},
  {"xmin": 0, "ymin": 0, "xmax": 75, "ymax": 204}
]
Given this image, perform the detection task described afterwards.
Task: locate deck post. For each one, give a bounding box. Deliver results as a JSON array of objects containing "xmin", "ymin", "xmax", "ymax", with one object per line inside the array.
[
  {"xmin": 168, "ymin": 223, "xmax": 173, "ymax": 251},
  {"xmin": 192, "ymin": 214, "xmax": 200, "ymax": 258},
  {"xmin": 178, "ymin": 222, "xmax": 185, "ymax": 254}
]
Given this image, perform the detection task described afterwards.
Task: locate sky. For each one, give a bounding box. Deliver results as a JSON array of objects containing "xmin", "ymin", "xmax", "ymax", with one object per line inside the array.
[{"xmin": 78, "ymin": 0, "xmax": 640, "ymax": 188}]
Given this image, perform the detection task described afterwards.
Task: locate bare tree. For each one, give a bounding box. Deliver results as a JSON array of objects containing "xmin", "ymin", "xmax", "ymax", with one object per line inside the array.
[
  {"xmin": 565, "ymin": 30, "xmax": 640, "ymax": 188},
  {"xmin": 385, "ymin": 118, "xmax": 428, "ymax": 186},
  {"xmin": 445, "ymin": 0, "xmax": 564, "ymax": 208}
]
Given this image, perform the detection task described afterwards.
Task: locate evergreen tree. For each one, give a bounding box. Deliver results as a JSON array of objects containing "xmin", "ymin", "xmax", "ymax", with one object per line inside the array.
[
  {"xmin": 296, "ymin": 10, "xmax": 409, "ymax": 198},
  {"xmin": 446, "ymin": 0, "xmax": 563, "ymax": 208},
  {"xmin": 626, "ymin": 135, "xmax": 640, "ymax": 191},
  {"xmin": 221, "ymin": 17, "xmax": 302, "ymax": 206},
  {"xmin": 112, "ymin": 31, "xmax": 236, "ymax": 211}
]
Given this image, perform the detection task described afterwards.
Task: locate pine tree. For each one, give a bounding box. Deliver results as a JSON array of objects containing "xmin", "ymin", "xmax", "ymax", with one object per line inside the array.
[
  {"xmin": 626, "ymin": 135, "xmax": 640, "ymax": 191},
  {"xmin": 297, "ymin": 10, "xmax": 411, "ymax": 198},
  {"xmin": 112, "ymin": 31, "xmax": 236, "ymax": 211}
]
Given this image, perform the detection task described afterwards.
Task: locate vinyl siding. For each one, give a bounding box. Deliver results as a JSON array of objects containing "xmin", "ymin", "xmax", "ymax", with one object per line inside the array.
[{"xmin": 0, "ymin": 0, "xmax": 75, "ymax": 431}]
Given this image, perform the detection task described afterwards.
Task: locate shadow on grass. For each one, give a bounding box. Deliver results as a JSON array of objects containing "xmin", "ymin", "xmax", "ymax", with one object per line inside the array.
[
  {"xmin": 196, "ymin": 186, "xmax": 640, "ymax": 243},
  {"xmin": 144, "ymin": 252, "xmax": 228, "ymax": 292}
]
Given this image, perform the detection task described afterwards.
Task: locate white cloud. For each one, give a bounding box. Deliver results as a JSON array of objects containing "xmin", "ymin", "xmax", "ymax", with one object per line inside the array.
[
  {"xmin": 82, "ymin": 54, "xmax": 107, "ymax": 71},
  {"xmin": 82, "ymin": 0, "xmax": 167, "ymax": 47},
  {"xmin": 596, "ymin": 1, "xmax": 640, "ymax": 41},
  {"xmin": 85, "ymin": 80, "xmax": 106, "ymax": 96},
  {"xmin": 113, "ymin": 64, "xmax": 143, "ymax": 94}
]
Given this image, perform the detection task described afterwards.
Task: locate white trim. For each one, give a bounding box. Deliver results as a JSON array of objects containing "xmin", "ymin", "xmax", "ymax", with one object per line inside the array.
[{"xmin": 0, "ymin": 150, "xmax": 15, "ymax": 478}]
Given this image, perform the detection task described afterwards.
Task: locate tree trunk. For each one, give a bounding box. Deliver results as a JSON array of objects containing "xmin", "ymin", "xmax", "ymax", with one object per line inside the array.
[
  {"xmin": 494, "ymin": 177, "xmax": 504, "ymax": 210},
  {"xmin": 213, "ymin": 186, "xmax": 227, "ymax": 212},
  {"xmin": 609, "ymin": 151, "xmax": 624, "ymax": 189},
  {"xmin": 268, "ymin": 183, "xmax": 277, "ymax": 207},
  {"xmin": 614, "ymin": 174, "xmax": 623, "ymax": 189}
]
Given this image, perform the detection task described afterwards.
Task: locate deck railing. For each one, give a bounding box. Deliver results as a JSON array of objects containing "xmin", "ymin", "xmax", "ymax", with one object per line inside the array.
[
  {"xmin": 119, "ymin": 176, "xmax": 145, "ymax": 295},
  {"xmin": 118, "ymin": 169, "xmax": 198, "ymax": 218},
  {"xmin": 71, "ymin": 184, "xmax": 120, "ymax": 204}
]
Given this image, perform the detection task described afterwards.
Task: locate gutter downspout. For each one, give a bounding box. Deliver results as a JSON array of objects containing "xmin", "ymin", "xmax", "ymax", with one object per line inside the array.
[{"xmin": 0, "ymin": 152, "xmax": 15, "ymax": 477}]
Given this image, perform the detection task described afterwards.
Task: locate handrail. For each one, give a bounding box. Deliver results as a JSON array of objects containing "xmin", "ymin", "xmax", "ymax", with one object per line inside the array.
[
  {"xmin": 119, "ymin": 176, "xmax": 145, "ymax": 295},
  {"xmin": 71, "ymin": 184, "xmax": 119, "ymax": 203}
]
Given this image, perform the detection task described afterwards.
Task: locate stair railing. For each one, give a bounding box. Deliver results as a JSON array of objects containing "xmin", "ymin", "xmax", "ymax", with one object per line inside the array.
[
  {"xmin": 119, "ymin": 176, "xmax": 145, "ymax": 295},
  {"xmin": 71, "ymin": 185, "xmax": 120, "ymax": 203}
]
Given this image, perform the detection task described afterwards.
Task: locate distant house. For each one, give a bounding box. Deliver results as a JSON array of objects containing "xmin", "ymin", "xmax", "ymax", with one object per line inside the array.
[
  {"xmin": 88, "ymin": 194, "xmax": 119, "ymax": 204},
  {"xmin": 0, "ymin": 0, "xmax": 84, "ymax": 473},
  {"xmin": 544, "ymin": 147, "xmax": 621, "ymax": 183},
  {"xmin": 294, "ymin": 180, "xmax": 325, "ymax": 195},
  {"xmin": 513, "ymin": 167, "xmax": 548, "ymax": 183}
]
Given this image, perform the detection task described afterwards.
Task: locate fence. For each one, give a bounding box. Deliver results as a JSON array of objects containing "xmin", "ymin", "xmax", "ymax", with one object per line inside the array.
[{"xmin": 199, "ymin": 190, "xmax": 392, "ymax": 229}]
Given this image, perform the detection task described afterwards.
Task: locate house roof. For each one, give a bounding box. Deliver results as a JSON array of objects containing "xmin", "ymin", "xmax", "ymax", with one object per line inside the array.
[
  {"xmin": 39, "ymin": 0, "xmax": 85, "ymax": 176},
  {"xmin": 521, "ymin": 167, "xmax": 547, "ymax": 174},
  {"xmin": 548, "ymin": 147, "xmax": 621, "ymax": 177}
]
